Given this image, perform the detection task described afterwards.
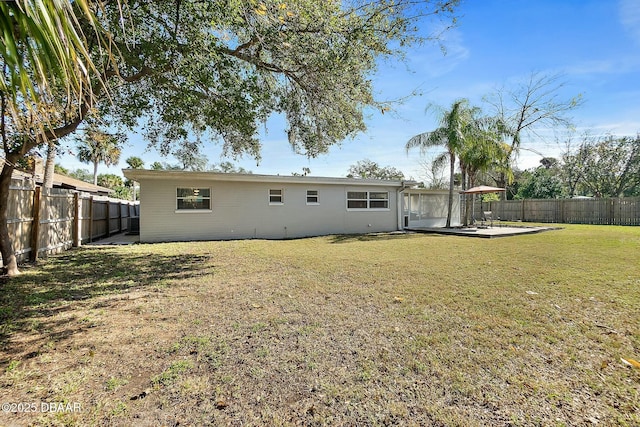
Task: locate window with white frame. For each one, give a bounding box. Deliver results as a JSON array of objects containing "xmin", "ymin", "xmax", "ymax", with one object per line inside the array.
[
  {"xmin": 176, "ymin": 187, "xmax": 211, "ymax": 210},
  {"xmin": 269, "ymin": 189, "xmax": 283, "ymax": 204},
  {"xmin": 306, "ymin": 190, "xmax": 319, "ymax": 204},
  {"xmin": 347, "ymin": 191, "xmax": 389, "ymax": 209},
  {"xmin": 369, "ymin": 191, "xmax": 389, "ymax": 208}
]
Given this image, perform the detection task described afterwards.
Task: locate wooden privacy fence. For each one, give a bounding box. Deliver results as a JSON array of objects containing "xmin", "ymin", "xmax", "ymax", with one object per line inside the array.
[
  {"xmin": 4, "ymin": 180, "xmax": 139, "ymax": 264},
  {"xmin": 472, "ymin": 197, "xmax": 640, "ymax": 225}
]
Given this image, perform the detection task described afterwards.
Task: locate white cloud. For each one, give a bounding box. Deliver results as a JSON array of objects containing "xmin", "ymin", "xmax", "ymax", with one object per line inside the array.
[
  {"xmin": 620, "ymin": 0, "xmax": 640, "ymax": 44},
  {"xmin": 409, "ymin": 27, "xmax": 470, "ymax": 79},
  {"xmin": 564, "ymin": 56, "xmax": 640, "ymax": 77}
]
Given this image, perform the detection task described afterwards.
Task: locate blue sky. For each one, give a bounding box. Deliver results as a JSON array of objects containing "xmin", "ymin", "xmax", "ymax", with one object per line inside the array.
[{"xmin": 58, "ymin": 0, "xmax": 640, "ymax": 183}]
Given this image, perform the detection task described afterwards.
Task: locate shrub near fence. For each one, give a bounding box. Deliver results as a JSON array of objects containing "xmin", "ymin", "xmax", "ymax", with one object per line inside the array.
[
  {"xmin": 475, "ymin": 197, "xmax": 640, "ymax": 225},
  {"xmin": 3, "ymin": 179, "xmax": 139, "ymax": 265}
]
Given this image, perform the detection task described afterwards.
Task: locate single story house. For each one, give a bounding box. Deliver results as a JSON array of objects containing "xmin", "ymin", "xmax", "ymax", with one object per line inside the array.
[{"xmin": 122, "ymin": 169, "xmax": 460, "ymax": 242}]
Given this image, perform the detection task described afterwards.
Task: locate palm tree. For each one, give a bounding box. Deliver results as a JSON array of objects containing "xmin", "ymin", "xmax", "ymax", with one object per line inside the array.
[
  {"xmin": 125, "ymin": 156, "xmax": 144, "ymax": 201},
  {"xmin": 77, "ymin": 126, "xmax": 123, "ymax": 185},
  {"xmin": 406, "ymin": 99, "xmax": 475, "ymax": 228},
  {"xmin": 457, "ymin": 115, "xmax": 509, "ymax": 225},
  {"xmin": 125, "ymin": 157, "xmax": 145, "ymax": 170},
  {"xmin": 0, "ymin": 1, "xmax": 116, "ymax": 126},
  {"xmin": 0, "ymin": 1, "xmax": 118, "ymax": 276}
]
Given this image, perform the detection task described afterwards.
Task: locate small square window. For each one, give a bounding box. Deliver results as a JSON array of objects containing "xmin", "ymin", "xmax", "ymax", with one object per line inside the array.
[
  {"xmin": 306, "ymin": 190, "xmax": 319, "ymax": 204},
  {"xmin": 269, "ymin": 189, "xmax": 283, "ymax": 204}
]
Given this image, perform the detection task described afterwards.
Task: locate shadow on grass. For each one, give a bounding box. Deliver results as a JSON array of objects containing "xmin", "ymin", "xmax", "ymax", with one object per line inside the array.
[
  {"xmin": 329, "ymin": 232, "xmax": 423, "ymax": 244},
  {"xmin": 0, "ymin": 246, "xmax": 215, "ymax": 365}
]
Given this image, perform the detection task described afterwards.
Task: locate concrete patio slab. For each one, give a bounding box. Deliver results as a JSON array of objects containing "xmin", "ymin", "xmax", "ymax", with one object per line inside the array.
[
  {"xmin": 407, "ymin": 225, "xmax": 559, "ymax": 238},
  {"xmin": 85, "ymin": 232, "xmax": 140, "ymax": 246}
]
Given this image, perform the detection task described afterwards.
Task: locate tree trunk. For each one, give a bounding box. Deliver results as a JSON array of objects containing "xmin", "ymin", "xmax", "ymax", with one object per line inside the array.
[
  {"xmin": 461, "ymin": 168, "xmax": 469, "ymax": 226},
  {"xmin": 0, "ymin": 161, "xmax": 20, "ymax": 276},
  {"xmin": 446, "ymin": 154, "xmax": 455, "ymax": 228},
  {"xmin": 1, "ymin": 100, "xmax": 88, "ymax": 278},
  {"xmin": 93, "ymin": 161, "xmax": 98, "ymax": 186},
  {"xmin": 43, "ymin": 141, "xmax": 56, "ymax": 188},
  {"xmin": 495, "ymin": 172, "xmax": 507, "ymax": 196},
  {"xmin": 464, "ymin": 171, "xmax": 479, "ymax": 226}
]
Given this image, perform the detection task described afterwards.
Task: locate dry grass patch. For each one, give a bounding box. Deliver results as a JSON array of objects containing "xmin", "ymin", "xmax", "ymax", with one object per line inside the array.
[{"xmin": 1, "ymin": 225, "xmax": 639, "ymax": 426}]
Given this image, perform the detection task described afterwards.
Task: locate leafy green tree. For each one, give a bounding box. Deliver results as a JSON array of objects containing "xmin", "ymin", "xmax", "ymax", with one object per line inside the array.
[
  {"xmin": 97, "ymin": 173, "xmax": 124, "ymax": 189},
  {"xmin": 576, "ymin": 135, "xmax": 640, "ymax": 197},
  {"xmin": 125, "ymin": 157, "xmax": 144, "ymax": 170},
  {"xmin": 347, "ymin": 159, "xmax": 405, "ymax": 180},
  {"xmin": 112, "ymin": 186, "xmax": 133, "ymax": 200},
  {"xmin": 76, "ymin": 126, "xmax": 123, "ymax": 185},
  {"xmin": 173, "ymin": 143, "xmax": 209, "ymax": 171},
  {"xmin": 212, "ymin": 162, "xmax": 252, "ymax": 174},
  {"xmin": 54, "ymin": 164, "xmax": 69, "ymax": 176},
  {"xmin": 68, "ymin": 169, "xmax": 94, "ymax": 184},
  {"xmin": 514, "ymin": 164, "xmax": 563, "ymax": 199},
  {"xmin": 407, "ymin": 99, "xmax": 475, "ymax": 228},
  {"xmin": 150, "ymin": 162, "xmax": 181, "ymax": 171},
  {"xmin": 124, "ymin": 156, "xmax": 144, "ymax": 200},
  {"xmin": 97, "ymin": 173, "xmax": 132, "ymax": 199},
  {"xmin": 1, "ymin": 0, "xmax": 459, "ymax": 275},
  {"xmin": 561, "ymin": 143, "xmax": 589, "ymax": 198},
  {"xmin": 95, "ymin": 0, "xmax": 460, "ymax": 162}
]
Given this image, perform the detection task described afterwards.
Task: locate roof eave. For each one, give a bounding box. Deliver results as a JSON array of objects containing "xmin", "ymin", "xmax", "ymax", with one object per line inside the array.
[{"xmin": 122, "ymin": 169, "xmax": 405, "ymax": 187}]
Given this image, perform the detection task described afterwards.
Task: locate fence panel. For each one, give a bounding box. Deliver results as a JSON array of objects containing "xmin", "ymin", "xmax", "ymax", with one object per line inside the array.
[
  {"xmin": 119, "ymin": 202, "xmax": 130, "ymax": 232},
  {"xmin": 482, "ymin": 197, "xmax": 640, "ymax": 225},
  {"xmin": 79, "ymin": 195, "xmax": 92, "ymax": 243},
  {"xmin": 6, "ymin": 180, "xmax": 36, "ymax": 262},
  {"xmin": 91, "ymin": 199, "xmax": 109, "ymax": 240},
  {"xmin": 3, "ymin": 183, "xmax": 139, "ymax": 265},
  {"xmin": 37, "ymin": 191, "xmax": 75, "ymax": 256},
  {"xmin": 615, "ymin": 199, "xmax": 640, "ymax": 225},
  {"xmin": 108, "ymin": 200, "xmax": 121, "ymax": 235}
]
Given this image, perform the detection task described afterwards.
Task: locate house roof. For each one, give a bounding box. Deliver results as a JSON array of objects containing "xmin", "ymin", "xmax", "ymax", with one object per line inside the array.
[
  {"xmin": 123, "ymin": 169, "xmax": 417, "ymax": 188},
  {"xmin": 46, "ymin": 172, "xmax": 113, "ymax": 195},
  {"xmin": 5, "ymin": 159, "xmax": 113, "ymax": 195}
]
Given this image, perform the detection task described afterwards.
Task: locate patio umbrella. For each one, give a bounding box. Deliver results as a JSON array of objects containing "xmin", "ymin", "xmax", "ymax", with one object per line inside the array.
[
  {"xmin": 461, "ymin": 186, "xmax": 506, "ymax": 225},
  {"xmin": 462, "ymin": 185, "xmax": 506, "ymax": 194}
]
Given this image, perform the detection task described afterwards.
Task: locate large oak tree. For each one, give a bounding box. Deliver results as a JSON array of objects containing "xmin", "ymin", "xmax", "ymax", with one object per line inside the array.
[{"xmin": 1, "ymin": 0, "xmax": 459, "ymax": 275}]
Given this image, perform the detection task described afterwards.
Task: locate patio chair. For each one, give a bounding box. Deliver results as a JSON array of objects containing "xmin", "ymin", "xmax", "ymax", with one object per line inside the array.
[{"xmin": 482, "ymin": 211, "xmax": 493, "ymax": 228}]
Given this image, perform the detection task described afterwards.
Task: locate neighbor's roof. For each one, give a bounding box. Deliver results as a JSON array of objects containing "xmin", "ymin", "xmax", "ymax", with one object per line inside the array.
[
  {"xmin": 6, "ymin": 161, "xmax": 113, "ymax": 195},
  {"xmin": 46, "ymin": 172, "xmax": 113, "ymax": 195},
  {"xmin": 123, "ymin": 169, "xmax": 417, "ymax": 188}
]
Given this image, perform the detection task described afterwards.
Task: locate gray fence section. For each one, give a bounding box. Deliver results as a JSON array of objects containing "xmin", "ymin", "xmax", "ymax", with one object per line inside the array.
[
  {"xmin": 4, "ymin": 179, "xmax": 139, "ymax": 264},
  {"xmin": 472, "ymin": 197, "xmax": 640, "ymax": 225}
]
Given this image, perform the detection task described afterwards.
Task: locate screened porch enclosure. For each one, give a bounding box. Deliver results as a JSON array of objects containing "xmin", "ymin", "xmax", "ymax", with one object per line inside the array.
[{"xmin": 402, "ymin": 190, "xmax": 461, "ymax": 228}]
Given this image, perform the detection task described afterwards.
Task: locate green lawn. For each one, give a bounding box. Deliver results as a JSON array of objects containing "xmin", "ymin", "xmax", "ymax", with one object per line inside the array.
[{"xmin": 1, "ymin": 225, "xmax": 639, "ymax": 426}]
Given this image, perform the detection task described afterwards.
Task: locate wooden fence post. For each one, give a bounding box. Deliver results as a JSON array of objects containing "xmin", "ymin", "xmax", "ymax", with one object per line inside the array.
[
  {"xmin": 29, "ymin": 187, "xmax": 42, "ymax": 262},
  {"xmin": 73, "ymin": 192, "xmax": 80, "ymax": 247},
  {"xmin": 118, "ymin": 200, "xmax": 123, "ymax": 233},
  {"xmin": 89, "ymin": 196, "xmax": 94, "ymax": 243},
  {"xmin": 105, "ymin": 199, "xmax": 111, "ymax": 237}
]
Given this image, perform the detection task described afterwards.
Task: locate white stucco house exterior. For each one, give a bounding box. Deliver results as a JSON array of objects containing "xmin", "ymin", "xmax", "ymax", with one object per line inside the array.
[{"xmin": 122, "ymin": 169, "xmax": 460, "ymax": 243}]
